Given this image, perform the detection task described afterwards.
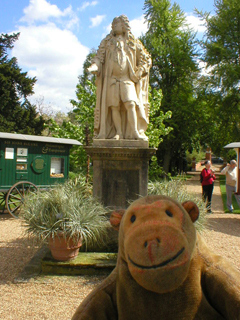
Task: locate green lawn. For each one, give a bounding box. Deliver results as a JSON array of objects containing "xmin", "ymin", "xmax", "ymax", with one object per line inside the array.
[
  {"xmin": 219, "ymin": 176, "xmax": 240, "ymax": 214},
  {"xmin": 173, "ymin": 174, "xmax": 192, "ymax": 181}
]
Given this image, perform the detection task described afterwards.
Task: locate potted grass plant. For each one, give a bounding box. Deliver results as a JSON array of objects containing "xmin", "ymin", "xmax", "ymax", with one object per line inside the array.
[{"xmin": 20, "ymin": 177, "xmax": 109, "ymax": 261}]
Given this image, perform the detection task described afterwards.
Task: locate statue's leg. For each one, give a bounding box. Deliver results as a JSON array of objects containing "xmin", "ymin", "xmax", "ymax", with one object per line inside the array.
[
  {"xmin": 124, "ymin": 101, "xmax": 143, "ymax": 140},
  {"xmin": 111, "ymin": 106, "xmax": 123, "ymax": 140}
]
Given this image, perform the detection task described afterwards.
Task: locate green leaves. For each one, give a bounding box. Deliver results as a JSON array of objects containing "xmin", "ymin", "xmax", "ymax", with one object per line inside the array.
[
  {"xmin": 71, "ymin": 80, "xmax": 96, "ymax": 136},
  {"xmin": 142, "ymin": 0, "xmax": 200, "ymax": 173},
  {"xmin": 146, "ymin": 88, "xmax": 172, "ymax": 148},
  {"xmin": 199, "ymin": 0, "xmax": 240, "ymax": 92},
  {"xmin": 0, "ymin": 33, "xmax": 44, "ymax": 134},
  {"xmin": 195, "ymin": 0, "xmax": 240, "ymax": 154}
]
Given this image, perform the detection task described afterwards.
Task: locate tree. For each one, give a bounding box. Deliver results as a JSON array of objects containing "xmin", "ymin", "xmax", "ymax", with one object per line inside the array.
[
  {"xmin": 146, "ymin": 88, "xmax": 172, "ymax": 149},
  {"xmin": 197, "ymin": 0, "xmax": 240, "ymax": 93},
  {"xmin": 196, "ymin": 0, "xmax": 240, "ymax": 153},
  {"xmin": 0, "ymin": 33, "xmax": 44, "ymax": 134},
  {"xmin": 77, "ymin": 50, "xmax": 96, "ymax": 90},
  {"xmin": 142, "ymin": 0, "xmax": 200, "ymax": 174}
]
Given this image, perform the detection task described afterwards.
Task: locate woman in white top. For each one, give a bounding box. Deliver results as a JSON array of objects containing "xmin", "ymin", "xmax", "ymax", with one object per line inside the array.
[{"xmin": 221, "ymin": 160, "xmax": 237, "ymax": 212}]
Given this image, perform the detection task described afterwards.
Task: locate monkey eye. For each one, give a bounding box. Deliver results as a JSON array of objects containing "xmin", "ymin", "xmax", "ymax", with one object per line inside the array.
[
  {"xmin": 130, "ymin": 215, "xmax": 136, "ymax": 223},
  {"xmin": 165, "ymin": 210, "xmax": 173, "ymax": 217}
]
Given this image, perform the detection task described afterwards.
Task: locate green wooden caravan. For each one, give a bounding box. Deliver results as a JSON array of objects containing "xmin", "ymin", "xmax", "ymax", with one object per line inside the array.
[{"xmin": 0, "ymin": 132, "xmax": 81, "ymax": 217}]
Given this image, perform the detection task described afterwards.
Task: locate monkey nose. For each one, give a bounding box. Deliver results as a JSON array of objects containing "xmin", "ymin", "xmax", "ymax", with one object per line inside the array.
[
  {"xmin": 144, "ymin": 238, "xmax": 161, "ymax": 264},
  {"xmin": 144, "ymin": 238, "xmax": 160, "ymax": 248}
]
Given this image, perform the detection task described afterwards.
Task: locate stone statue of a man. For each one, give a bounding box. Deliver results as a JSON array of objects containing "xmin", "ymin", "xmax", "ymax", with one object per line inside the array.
[{"xmin": 88, "ymin": 15, "xmax": 152, "ymax": 141}]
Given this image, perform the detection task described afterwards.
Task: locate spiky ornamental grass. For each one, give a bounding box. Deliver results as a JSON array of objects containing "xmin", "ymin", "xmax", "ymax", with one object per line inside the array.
[
  {"xmin": 67, "ymin": 173, "xmax": 93, "ymax": 196},
  {"xmin": 148, "ymin": 179, "xmax": 207, "ymax": 232},
  {"xmin": 21, "ymin": 181, "xmax": 109, "ymax": 248}
]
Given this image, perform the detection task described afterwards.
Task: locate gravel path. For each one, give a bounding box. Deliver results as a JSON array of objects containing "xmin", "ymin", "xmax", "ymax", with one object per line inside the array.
[
  {"xmin": 0, "ymin": 168, "xmax": 239, "ymax": 320},
  {"xmin": 0, "ymin": 216, "xmax": 105, "ymax": 320}
]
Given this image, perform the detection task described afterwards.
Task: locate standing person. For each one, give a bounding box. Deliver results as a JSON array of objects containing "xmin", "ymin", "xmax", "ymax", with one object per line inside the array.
[
  {"xmin": 88, "ymin": 15, "xmax": 151, "ymax": 140},
  {"xmin": 220, "ymin": 160, "xmax": 237, "ymax": 212},
  {"xmin": 201, "ymin": 160, "xmax": 216, "ymax": 213}
]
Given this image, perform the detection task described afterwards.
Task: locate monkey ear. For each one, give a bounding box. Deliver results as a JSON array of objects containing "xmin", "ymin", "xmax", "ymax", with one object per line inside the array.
[
  {"xmin": 110, "ymin": 210, "xmax": 125, "ymax": 231},
  {"xmin": 181, "ymin": 201, "xmax": 199, "ymax": 223}
]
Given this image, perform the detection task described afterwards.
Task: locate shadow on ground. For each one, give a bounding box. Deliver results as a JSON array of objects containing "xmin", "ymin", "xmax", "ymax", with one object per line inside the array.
[
  {"xmin": 206, "ymin": 216, "xmax": 240, "ymax": 237},
  {"xmin": 0, "ymin": 236, "xmax": 41, "ymax": 284}
]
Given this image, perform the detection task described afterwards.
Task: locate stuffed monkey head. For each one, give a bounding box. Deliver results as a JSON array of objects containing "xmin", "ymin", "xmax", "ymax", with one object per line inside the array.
[{"xmin": 111, "ymin": 195, "xmax": 199, "ymax": 294}]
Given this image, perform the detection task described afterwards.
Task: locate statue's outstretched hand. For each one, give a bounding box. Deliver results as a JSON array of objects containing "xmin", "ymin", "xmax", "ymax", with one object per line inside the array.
[{"xmin": 88, "ymin": 63, "xmax": 99, "ymax": 75}]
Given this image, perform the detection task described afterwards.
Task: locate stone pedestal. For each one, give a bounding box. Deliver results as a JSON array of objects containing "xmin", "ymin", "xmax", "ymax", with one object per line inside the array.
[{"xmin": 85, "ymin": 140, "xmax": 155, "ymax": 209}]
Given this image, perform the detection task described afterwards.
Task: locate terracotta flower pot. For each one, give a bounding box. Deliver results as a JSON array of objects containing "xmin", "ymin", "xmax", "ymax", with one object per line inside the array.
[{"xmin": 48, "ymin": 234, "xmax": 82, "ymax": 261}]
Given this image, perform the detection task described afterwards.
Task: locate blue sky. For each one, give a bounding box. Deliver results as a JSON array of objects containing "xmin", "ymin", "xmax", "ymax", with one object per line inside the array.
[{"xmin": 0, "ymin": 0, "xmax": 215, "ymax": 114}]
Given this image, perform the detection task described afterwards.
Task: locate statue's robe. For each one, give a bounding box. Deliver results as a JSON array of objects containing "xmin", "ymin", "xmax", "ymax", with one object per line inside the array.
[{"xmin": 93, "ymin": 34, "xmax": 151, "ymax": 139}]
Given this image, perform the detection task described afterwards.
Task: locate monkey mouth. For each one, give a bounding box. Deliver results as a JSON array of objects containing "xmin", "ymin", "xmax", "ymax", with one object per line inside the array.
[{"xmin": 128, "ymin": 247, "xmax": 185, "ymax": 269}]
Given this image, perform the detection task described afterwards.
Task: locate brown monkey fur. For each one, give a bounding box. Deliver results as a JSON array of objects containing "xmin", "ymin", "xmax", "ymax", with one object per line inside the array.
[{"xmin": 72, "ymin": 195, "xmax": 240, "ymax": 320}]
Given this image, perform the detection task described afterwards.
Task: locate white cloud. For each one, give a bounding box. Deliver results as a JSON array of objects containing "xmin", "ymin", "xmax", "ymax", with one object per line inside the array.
[
  {"xmin": 90, "ymin": 15, "xmax": 106, "ymax": 28},
  {"xmin": 130, "ymin": 15, "xmax": 148, "ymax": 38},
  {"xmin": 20, "ymin": 0, "xmax": 71, "ymax": 24},
  {"xmin": 79, "ymin": 1, "xmax": 98, "ymax": 11},
  {"xmin": 12, "ymin": 24, "xmax": 89, "ymax": 113},
  {"xmin": 9, "ymin": 0, "xmax": 90, "ymax": 113},
  {"xmin": 186, "ymin": 14, "xmax": 206, "ymax": 34},
  {"xmin": 64, "ymin": 15, "xmax": 79, "ymax": 30}
]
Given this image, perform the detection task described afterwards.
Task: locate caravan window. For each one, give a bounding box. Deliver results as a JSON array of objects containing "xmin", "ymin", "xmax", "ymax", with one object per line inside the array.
[{"xmin": 50, "ymin": 158, "xmax": 64, "ymax": 178}]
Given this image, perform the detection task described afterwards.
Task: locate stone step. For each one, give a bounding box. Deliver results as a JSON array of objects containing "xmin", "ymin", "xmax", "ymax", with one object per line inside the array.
[{"xmin": 41, "ymin": 251, "xmax": 117, "ymax": 276}]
